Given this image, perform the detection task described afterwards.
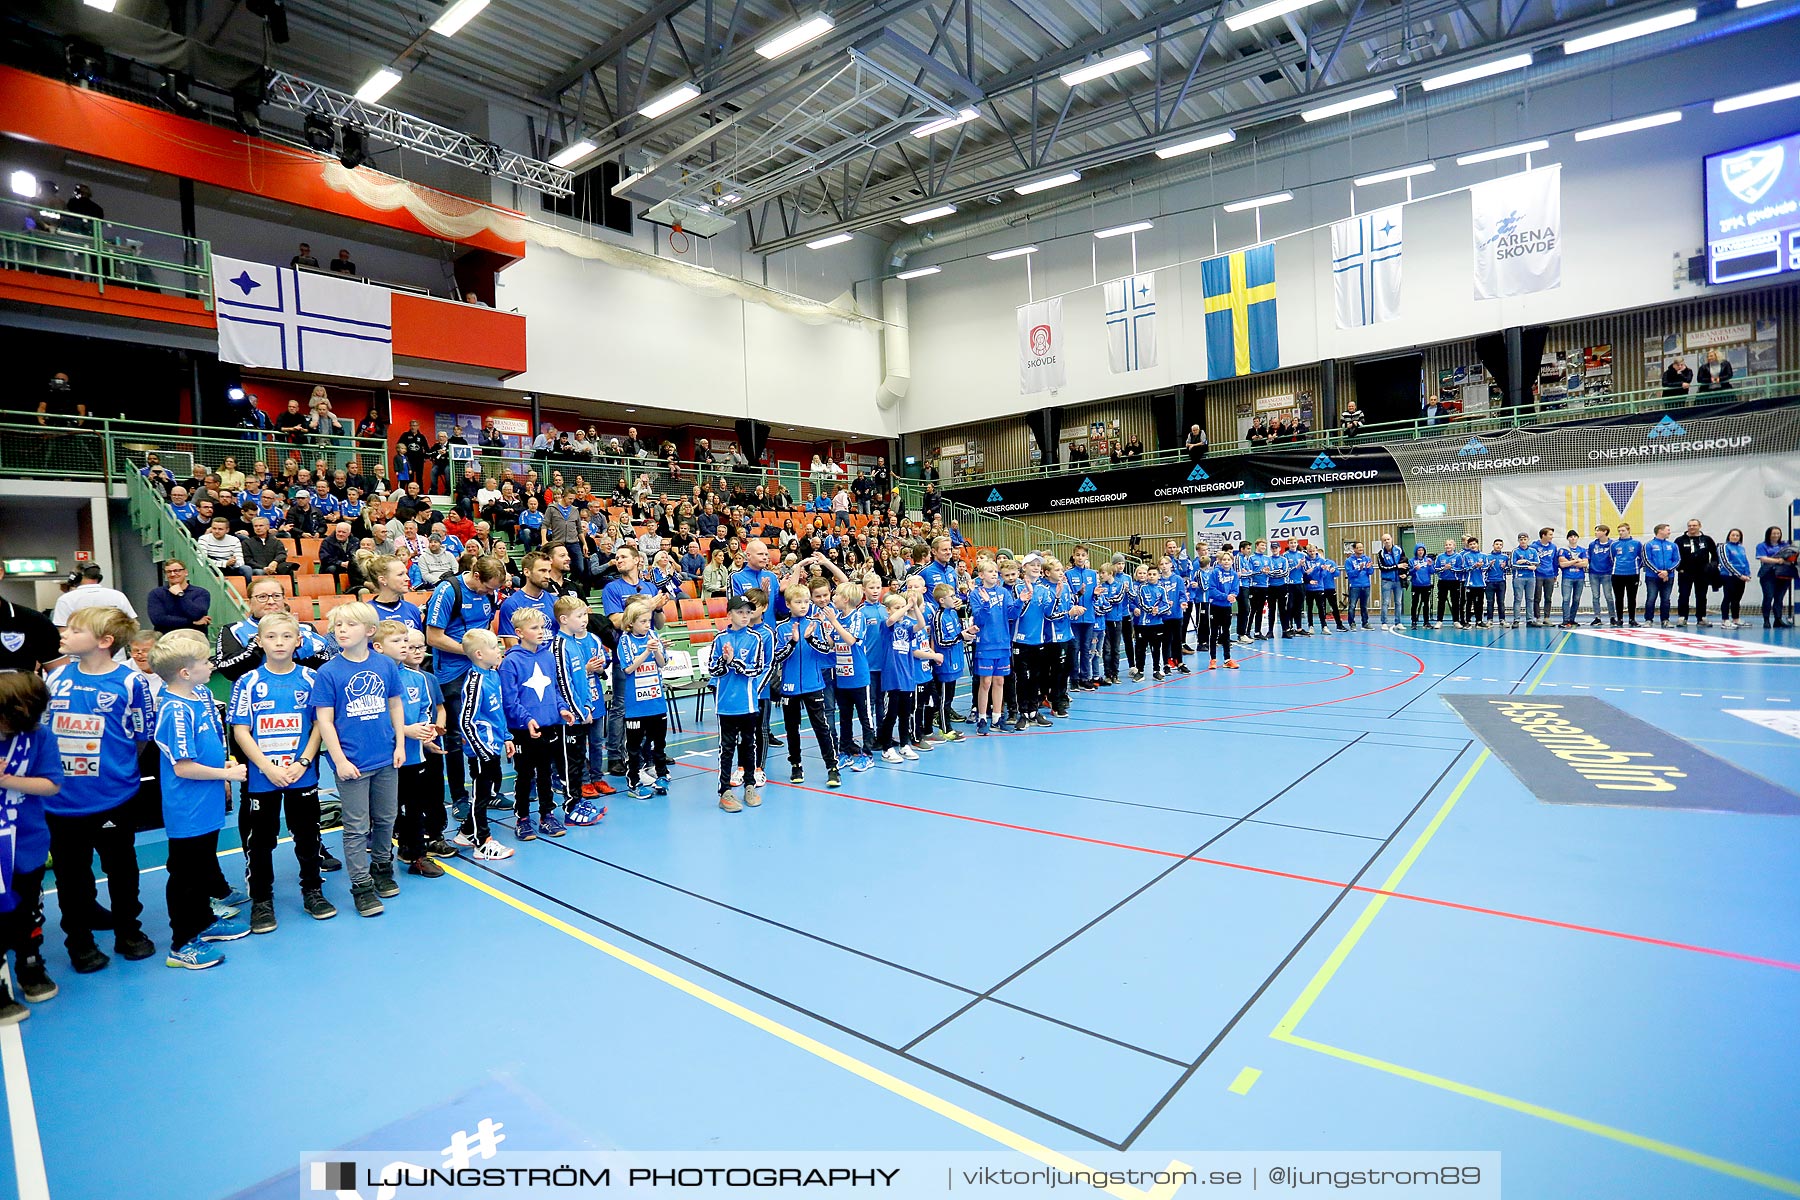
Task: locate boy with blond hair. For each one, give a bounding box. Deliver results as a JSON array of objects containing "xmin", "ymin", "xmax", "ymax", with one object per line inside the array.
[
  {"xmin": 312, "ymin": 602, "xmax": 406, "ymax": 917},
  {"xmin": 455, "ymin": 628, "xmax": 514, "ymax": 858}
]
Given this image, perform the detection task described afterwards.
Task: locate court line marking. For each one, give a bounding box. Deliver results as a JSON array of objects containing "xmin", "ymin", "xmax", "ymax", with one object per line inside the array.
[
  {"xmin": 1227, "ymin": 1068, "xmax": 1261, "ymax": 1096},
  {"xmin": 0, "ymin": 967, "xmax": 51, "ymax": 1200},
  {"xmin": 1385, "ymin": 625, "xmax": 1800, "ymax": 666},
  {"xmin": 1266, "ymin": 635, "xmax": 1800, "ymax": 1197},
  {"xmin": 435, "ymin": 860, "xmax": 1196, "ymax": 1200}
]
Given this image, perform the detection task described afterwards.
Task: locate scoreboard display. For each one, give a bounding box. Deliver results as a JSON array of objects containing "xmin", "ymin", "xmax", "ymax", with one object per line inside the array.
[{"xmin": 1705, "ymin": 129, "xmax": 1800, "ymax": 285}]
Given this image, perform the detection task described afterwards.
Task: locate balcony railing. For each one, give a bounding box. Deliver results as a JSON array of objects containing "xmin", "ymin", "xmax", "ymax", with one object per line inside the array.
[
  {"xmin": 0, "ymin": 193, "xmax": 214, "ymax": 306},
  {"xmin": 0, "ymin": 418, "xmax": 393, "ymax": 489}
]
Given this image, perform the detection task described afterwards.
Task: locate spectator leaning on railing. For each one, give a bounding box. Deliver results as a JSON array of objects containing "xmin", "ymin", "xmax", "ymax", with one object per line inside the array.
[{"xmin": 1340, "ymin": 401, "xmax": 1366, "ymax": 445}]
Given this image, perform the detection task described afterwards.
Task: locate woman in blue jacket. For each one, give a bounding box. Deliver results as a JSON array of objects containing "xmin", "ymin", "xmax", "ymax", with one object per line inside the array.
[
  {"xmin": 1408, "ymin": 546, "xmax": 1435, "ymax": 629},
  {"xmin": 1755, "ymin": 526, "xmax": 1796, "ymax": 628},
  {"xmin": 1716, "ymin": 529, "xmax": 1751, "ymax": 630}
]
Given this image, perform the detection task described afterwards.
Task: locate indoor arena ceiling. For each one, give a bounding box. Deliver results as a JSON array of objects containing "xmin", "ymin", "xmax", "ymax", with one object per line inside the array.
[{"xmin": 202, "ymin": 0, "xmax": 1695, "ymax": 251}]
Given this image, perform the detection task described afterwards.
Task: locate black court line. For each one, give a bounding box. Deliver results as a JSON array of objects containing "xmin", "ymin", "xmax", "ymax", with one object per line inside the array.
[
  {"xmin": 487, "ymin": 816, "xmax": 1189, "ymax": 1069},
  {"xmin": 453, "ymin": 852, "xmax": 1135, "ymax": 1149},
  {"xmin": 895, "ymin": 733, "xmax": 1372, "ymax": 1058},
  {"xmin": 1116, "ymin": 744, "xmax": 1472, "ymax": 1147},
  {"xmin": 1051, "ymin": 697, "xmax": 1465, "ymax": 728},
  {"xmin": 890, "ymin": 765, "xmax": 1391, "ymax": 843},
  {"xmin": 1388, "ymin": 638, "xmax": 1504, "ymax": 716}
]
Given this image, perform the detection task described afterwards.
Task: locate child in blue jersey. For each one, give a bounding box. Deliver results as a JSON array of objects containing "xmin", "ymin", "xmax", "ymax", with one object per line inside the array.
[
  {"xmin": 1431, "ymin": 539, "xmax": 1463, "ymax": 629},
  {"xmin": 831, "ymin": 581, "xmax": 876, "ymax": 770},
  {"xmin": 1042, "ymin": 559, "xmax": 1079, "ymax": 709},
  {"xmin": 1409, "ymin": 546, "xmax": 1435, "ymax": 628},
  {"xmin": 1482, "ymin": 540, "xmax": 1510, "ymax": 627},
  {"xmin": 617, "ymin": 600, "xmax": 672, "ymax": 799},
  {"xmin": 1202, "ymin": 551, "xmax": 1242, "ymax": 669},
  {"xmin": 230, "ymin": 612, "xmax": 333, "ymax": 933},
  {"xmin": 152, "ymin": 631, "xmax": 251, "ymax": 970},
  {"xmin": 1509, "ymin": 534, "xmax": 1541, "ymax": 628},
  {"xmin": 552, "ymin": 596, "xmax": 609, "ymax": 824},
  {"xmin": 742, "ymin": 589, "xmax": 779, "ymax": 788},
  {"xmin": 1066, "ymin": 547, "xmax": 1100, "ymax": 692},
  {"xmin": 1281, "ymin": 544, "xmax": 1308, "ymax": 637},
  {"xmin": 1156, "ymin": 556, "xmax": 1190, "ymax": 676},
  {"xmin": 1009, "ymin": 556, "xmax": 1057, "ymax": 722},
  {"xmin": 1611, "ymin": 522, "xmax": 1644, "ymax": 627},
  {"xmin": 1094, "ymin": 561, "xmax": 1128, "ymax": 685},
  {"xmin": 774, "ymin": 586, "xmax": 841, "ymax": 787},
  {"xmin": 877, "ymin": 593, "xmax": 929, "ymax": 762},
  {"xmin": 855, "ymin": 575, "xmax": 888, "ymax": 745},
  {"xmin": 453, "ymin": 629, "xmax": 513, "ymax": 859},
  {"xmin": 928, "ymin": 582, "xmax": 969, "ymax": 742},
  {"xmin": 46, "ymin": 606, "xmax": 157, "ymax": 973},
  {"xmin": 968, "ymin": 560, "xmax": 1019, "ymax": 734},
  {"xmin": 1557, "ymin": 530, "xmax": 1590, "ymax": 629},
  {"xmin": 1304, "ymin": 548, "xmax": 1346, "ymax": 633},
  {"xmin": 314, "ymin": 603, "xmax": 407, "ymax": 917},
  {"xmin": 399, "ymin": 627, "xmax": 457, "ymax": 859},
  {"xmin": 0, "ymin": 673, "xmax": 64, "ymax": 1020},
  {"xmin": 1127, "ymin": 564, "xmax": 1164, "ymax": 683},
  {"xmin": 709, "ymin": 596, "xmax": 766, "ymax": 812},
  {"xmin": 500, "ymin": 607, "xmax": 571, "ymax": 840}
]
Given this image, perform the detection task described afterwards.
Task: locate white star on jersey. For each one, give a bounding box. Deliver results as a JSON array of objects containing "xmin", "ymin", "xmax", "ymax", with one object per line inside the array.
[{"xmin": 522, "ymin": 663, "xmax": 553, "ymax": 701}]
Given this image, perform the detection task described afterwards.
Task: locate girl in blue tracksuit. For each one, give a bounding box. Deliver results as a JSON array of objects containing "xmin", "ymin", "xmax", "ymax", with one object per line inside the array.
[
  {"xmin": 1128, "ymin": 564, "xmax": 1166, "ymax": 682},
  {"xmin": 1202, "ymin": 554, "xmax": 1241, "ymax": 668},
  {"xmin": 1718, "ymin": 528, "xmax": 1752, "ymax": 628},
  {"xmin": 856, "ymin": 579, "xmax": 888, "ymax": 741},
  {"xmin": 1044, "ymin": 559, "xmax": 1077, "ymax": 709},
  {"xmin": 1093, "ymin": 563, "xmax": 1128, "ymax": 687},
  {"xmin": 828, "ymin": 582, "xmax": 875, "ymax": 768},
  {"xmin": 1243, "ymin": 541, "xmax": 1273, "ymax": 640},
  {"xmin": 708, "ymin": 599, "xmax": 765, "ymax": 811},
  {"xmin": 1483, "ymin": 540, "xmax": 1509, "ymax": 625},
  {"xmin": 968, "ymin": 561, "xmax": 1019, "ymax": 733},
  {"xmin": 1158, "ymin": 557, "xmax": 1190, "ymax": 674},
  {"xmin": 929, "ymin": 582, "xmax": 968, "ymax": 741},
  {"xmin": 876, "ymin": 593, "xmax": 927, "ymax": 760},
  {"xmin": 1409, "ymin": 546, "xmax": 1435, "ymax": 628},
  {"xmin": 1011, "ymin": 558, "xmax": 1056, "ymax": 726}
]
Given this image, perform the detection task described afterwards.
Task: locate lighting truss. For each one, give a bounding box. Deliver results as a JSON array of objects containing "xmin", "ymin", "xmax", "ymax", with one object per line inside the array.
[{"xmin": 263, "ymin": 70, "xmax": 575, "ymax": 196}]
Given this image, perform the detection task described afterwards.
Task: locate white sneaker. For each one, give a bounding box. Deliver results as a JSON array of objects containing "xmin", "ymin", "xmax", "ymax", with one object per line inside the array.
[
  {"xmin": 753, "ymin": 768, "xmax": 766, "ymax": 787},
  {"xmin": 452, "ymin": 831, "xmax": 475, "ymax": 847},
  {"xmin": 730, "ymin": 767, "xmax": 744, "ymax": 787},
  {"xmin": 881, "ymin": 748, "xmax": 904, "ymax": 764},
  {"xmin": 474, "ymin": 838, "xmax": 514, "ymax": 860},
  {"xmin": 900, "ymin": 746, "xmax": 920, "ymax": 761}
]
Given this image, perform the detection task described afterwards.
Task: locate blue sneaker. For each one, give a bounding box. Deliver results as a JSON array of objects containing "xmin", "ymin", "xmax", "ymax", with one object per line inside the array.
[
  {"xmin": 209, "ymin": 899, "xmax": 240, "ymax": 920},
  {"xmin": 516, "ymin": 813, "xmax": 537, "ymax": 841},
  {"xmin": 539, "ymin": 812, "xmax": 567, "ymax": 838},
  {"xmin": 218, "ymin": 889, "xmax": 251, "ymax": 909},
  {"xmin": 653, "ymin": 775, "xmax": 669, "ymax": 795},
  {"xmin": 628, "ymin": 783, "xmax": 654, "ymax": 800},
  {"xmin": 849, "ymin": 754, "xmax": 871, "ymax": 773},
  {"xmin": 993, "ymin": 717, "xmax": 1012, "ymax": 733},
  {"xmin": 565, "ymin": 799, "xmax": 605, "ymax": 826},
  {"xmin": 976, "ymin": 716, "xmax": 989, "ymax": 736},
  {"xmin": 165, "ymin": 941, "xmax": 225, "ymax": 970},
  {"xmin": 197, "ymin": 916, "xmax": 249, "ymax": 943}
]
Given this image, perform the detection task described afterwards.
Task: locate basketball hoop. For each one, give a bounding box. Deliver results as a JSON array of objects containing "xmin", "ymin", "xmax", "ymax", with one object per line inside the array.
[{"xmin": 669, "ymin": 222, "xmax": 691, "ymax": 254}]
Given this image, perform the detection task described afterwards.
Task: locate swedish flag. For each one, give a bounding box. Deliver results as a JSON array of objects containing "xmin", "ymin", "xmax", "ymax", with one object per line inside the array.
[{"xmin": 1201, "ymin": 243, "xmax": 1279, "ymax": 378}]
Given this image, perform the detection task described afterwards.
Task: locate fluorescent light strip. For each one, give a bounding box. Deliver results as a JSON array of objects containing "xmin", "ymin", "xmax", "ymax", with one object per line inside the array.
[
  {"xmin": 1420, "ymin": 52, "xmax": 1533, "ymax": 91},
  {"xmin": 1352, "ymin": 162, "xmax": 1436, "ymax": 187},
  {"xmin": 1094, "ymin": 221, "xmax": 1152, "ymax": 239},
  {"xmin": 82, "ymin": 0, "xmax": 116, "ymax": 10},
  {"xmin": 1155, "ymin": 129, "xmax": 1236, "ymax": 159},
  {"xmin": 1225, "ymin": 0, "xmax": 1328, "ymax": 32},
  {"xmin": 1737, "ymin": 0, "xmax": 1778, "ymax": 7},
  {"xmin": 1573, "ymin": 110, "xmax": 1681, "ymax": 141},
  {"xmin": 1060, "ymin": 47, "xmax": 1150, "ymax": 86},
  {"xmin": 717, "ymin": 192, "xmax": 742, "ymax": 205},
  {"xmin": 1301, "ymin": 88, "xmax": 1396, "ymax": 122},
  {"xmin": 1015, "ymin": 171, "xmax": 1081, "ymax": 195},
  {"xmin": 1562, "ymin": 7, "xmax": 1695, "ymax": 53},
  {"xmin": 430, "ymin": 0, "xmax": 490, "ymax": 36},
  {"xmin": 1455, "ymin": 139, "xmax": 1549, "ymax": 165},
  {"xmin": 757, "ymin": 14, "xmax": 835, "ymax": 59},
  {"xmin": 638, "ymin": 82, "xmax": 700, "ymax": 118},
  {"xmin": 806, "ymin": 232, "xmax": 853, "ymax": 249},
  {"xmin": 900, "ymin": 204, "xmax": 958, "ymax": 224},
  {"xmin": 913, "ymin": 107, "xmax": 979, "ymax": 138},
  {"xmin": 1222, "ymin": 191, "xmax": 1292, "ymax": 212},
  {"xmin": 986, "ymin": 245, "xmax": 1039, "ymax": 260},
  {"xmin": 896, "ymin": 266, "xmax": 940, "ymax": 280},
  {"xmin": 1713, "ymin": 80, "xmax": 1800, "ymax": 113},
  {"xmin": 354, "ymin": 67, "xmax": 402, "ymax": 103},
  {"xmin": 548, "ymin": 139, "xmax": 596, "ymax": 168}
]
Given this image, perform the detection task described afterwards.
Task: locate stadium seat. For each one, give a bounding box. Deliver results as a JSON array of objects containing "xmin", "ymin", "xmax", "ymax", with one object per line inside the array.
[{"xmin": 296, "ymin": 574, "xmax": 339, "ymax": 597}]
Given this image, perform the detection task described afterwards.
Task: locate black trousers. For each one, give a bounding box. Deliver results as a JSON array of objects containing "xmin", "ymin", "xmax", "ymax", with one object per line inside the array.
[
  {"xmin": 878, "ymin": 689, "xmax": 915, "ymax": 749},
  {"xmin": 1614, "ymin": 577, "xmax": 1640, "ymax": 620},
  {"xmin": 461, "ymin": 756, "xmax": 498, "ymax": 843},
  {"xmin": 1307, "ymin": 591, "xmax": 1340, "ymax": 626},
  {"xmin": 167, "ymin": 830, "xmax": 222, "ymax": 949},
  {"xmin": 625, "ymin": 714, "xmax": 670, "ymax": 784},
  {"xmin": 1049, "ymin": 644, "xmax": 1072, "ymax": 706},
  {"xmin": 1278, "ymin": 584, "xmax": 1301, "ymax": 632},
  {"xmin": 1720, "ymin": 578, "xmax": 1746, "ymax": 620},
  {"xmin": 781, "ymin": 694, "xmax": 837, "ymax": 768},
  {"xmin": 719, "ymin": 712, "xmax": 759, "ymax": 791},
  {"xmin": 1, "ymin": 865, "xmax": 46, "ymax": 966},
  {"xmin": 559, "ymin": 721, "xmax": 590, "ymax": 804},
  {"xmin": 240, "ymin": 786, "xmax": 322, "ymax": 902},
  {"xmin": 46, "ymin": 803, "xmax": 144, "ymax": 949},
  {"xmin": 1208, "ymin": 604, "xmax": 1234, "ymax": 661},
  {"xmin": 512, "ymin": 726, "xmax": 562, "ymax": 816},
  {"xmin": 1130, "ymin": 626, "xmax": 1159, "ymax": 672},
  {"xmin": 395, "ymin": 760, "xmax": 444, "ymax": 860},
  {"xmin": 1463, "ymin": 582, "xmax": 1485, "ymax": 624},
  {"xmin": 836, "ymin": 684, "xmax": 873, "ymax": 756},
  {"xmin": 1436, "ymin": 580, "xmax": 1462, "ymax": 622},
  {"xmin": 866, "ymin": 672, "xmax": 884, "ymax": 741},
  {"xmin": 1411, "ymin": 585, "xmax": 1433, "ymax": 624},
  {"xmin": 1677, "ymin": 571, "xmax": 1711, "ymax": 619}
]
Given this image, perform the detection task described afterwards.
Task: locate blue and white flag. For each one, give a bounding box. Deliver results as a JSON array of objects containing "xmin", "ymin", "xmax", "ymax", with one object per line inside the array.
[
  {"xmin": 212, "ymin": 255, "xmax": 394, "ymax": 380},
  {"xmin": 1103, "ymin": 271, "xmax": 1157, "ymax": 373},
  {"xmin": 1331, "ymin": 206, "xmax": 1402, "ymax": 328}
]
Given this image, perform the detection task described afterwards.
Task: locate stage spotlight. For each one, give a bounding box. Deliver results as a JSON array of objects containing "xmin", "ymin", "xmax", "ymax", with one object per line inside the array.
[
  {"xmin": 338, "ymin": 125, "xmax": 372, "ymax": 169},
  {"xmin": 304, "ymin": 113, "xmax": 336, "ymax": 152}
]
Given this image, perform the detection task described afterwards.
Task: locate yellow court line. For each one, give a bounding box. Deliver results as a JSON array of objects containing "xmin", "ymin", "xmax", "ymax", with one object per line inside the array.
[
  {"xmin": 1226, "ymin": 1068, "xmax": 1261, "ymax": 1096},
  {"xmin": 438, "ymin": 861, "xmax": 1195, "ymax": 1200},
  {"xmin": 1267, "ymin": 634, "xmax": 1800, "ymax": 1195}
]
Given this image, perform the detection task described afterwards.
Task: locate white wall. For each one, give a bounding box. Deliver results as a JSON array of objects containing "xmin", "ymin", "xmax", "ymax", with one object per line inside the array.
[
  {"xmin": 899, "ymin": 21, "xmax": 1800, "ymax": 434},
  {"xmin": 496, "ymin": 238, "xmax": 891, "ymax": 436}
]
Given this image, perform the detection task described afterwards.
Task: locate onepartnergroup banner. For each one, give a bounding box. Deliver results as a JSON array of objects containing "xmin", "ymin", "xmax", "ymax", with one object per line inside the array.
[{"xmin": 298, "ymin": 1150, "xmax": 1501, "ymax": 1199}]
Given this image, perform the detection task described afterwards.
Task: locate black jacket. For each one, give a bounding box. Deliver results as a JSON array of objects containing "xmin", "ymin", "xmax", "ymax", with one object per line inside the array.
[{"xmin": 1675, "ymin": 533, "xmax": 1717, "ymax": 574}]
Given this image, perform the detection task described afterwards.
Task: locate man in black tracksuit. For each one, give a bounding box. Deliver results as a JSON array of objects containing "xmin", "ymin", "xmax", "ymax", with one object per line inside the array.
[{"xmin": 1674, "ymin": 519, "xmax": 1718, "ymax": 626}]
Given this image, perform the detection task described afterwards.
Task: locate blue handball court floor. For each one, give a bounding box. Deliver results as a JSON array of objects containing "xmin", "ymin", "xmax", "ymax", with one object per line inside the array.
[{"xmin": 5, "ymin": 622, "xmax": 1799, "ymax": 1200}]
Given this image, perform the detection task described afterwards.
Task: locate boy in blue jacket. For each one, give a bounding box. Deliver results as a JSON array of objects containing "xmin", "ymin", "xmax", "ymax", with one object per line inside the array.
[
  {"xmin": 708, "ymin": 595, "xmax": 766, "ymax": 812},
  {"xmin": 1587, "ymin": 525, "xmax": 1618, "ymax": 626},
  {"xmin": 454, "ymin": 629, "xmax": 514, "ymax": 860},
  {"xmin": 1509, "ymin": 534, "xmax": 1540, "ymax": 628},
  {"xmin": 0, "ymin": 672, "xmax": 64, "ymax": 1017},
  {"xmin": 1610, "ymin": 523, "xmax": 1644, "ymax": 627},
  {"xmin": 1644, "ymin": 523, "xmax": 1680, "ymax": 626},
  {"xmin": 1343, "ymin": 542, "xmax": 1373, "ymax": 631},
  {"xmin": 1531, "ymin": 527, "xmax": 1561, "ymax": 625},
  {"xmin": 1433, "ymin": 539, "xmax": 1465, "ymax": 629},
  {"xmin": 500, "ymin": 607, "xmax": 570, "ymax": 840},
  {"xmin": 1304, "ymin": 547, "xmax": 1347, "ymax": 633},
  {"xmin": 774, "ymin": 585, "xmax": 841, "ymax": 788},
  {"xmin": 969, "ymin": 560, "xmax": 1019, "ymax": 733}
]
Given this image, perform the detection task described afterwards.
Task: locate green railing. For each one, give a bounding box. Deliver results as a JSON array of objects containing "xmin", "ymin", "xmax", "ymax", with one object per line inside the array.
[
  {"xmin": 0, "ymin": 418, "xmax": 393, "ymax": 490},
  {"xmin": 0, "ymin": 193, "xmax": 214, "ymax": 306},
  {"xmin": 941, "ymin": 369, "xmax": 1800, "ymax": 491},
  {"xmin": 126, "ymin": 464, "xmax": 246, "ymax": 701}
]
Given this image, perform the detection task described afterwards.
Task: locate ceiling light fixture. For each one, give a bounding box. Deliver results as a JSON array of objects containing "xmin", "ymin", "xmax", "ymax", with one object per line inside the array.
[
  {"xmin": 901, "ymin": 204, "xmax": 957, "ymax": 224},
  {"xmin": 913, "ymin": 107, "xmax": 979, "ymax": 138},
  {"xmin": 1222, "ymin": 191, "xmax": 1292, "ymax": 211},
  {"xmin": 1352, "ymin": 162, "xmax": 1436, "ymax": 186},
  {"xmin": 1713, "ymin": 80, "xmax": 1800, "ymax": 113},
  {"xmin": 986, "ymin": 245, "xmax": 1039, "ymax": 260},
  {"xmin": 353, "ymin": 67, "xmax": 402, "ymax": 104},
  {"xmin": 757, "ymin": 13, "xmax": 835, "ymax": 59},
  {"xmin": 548, "ymin": 140, "xmax": 596, "ymax": 168},
  {"xmin": 1225, "ymin": 0, "xmax": 1329, "ymax": 33},
  {"xmin": 637, "ymin": 81, "xmax": 700, "ymax": 119},
  {"xmin": 1454, "ymin": 139, "xmax": 1549, "ymax": 165},
  {"xmin": 1094, "ymin": 220, "xmax": 1153, "ymax": 238},
  {"xmin": 429, "ymin": 0, "xmax": 490, "ymax": 37},
  {"xmin": 1562, "ymin": 8, "xmax": 1695, "ymax": 54},
  {"xmin": 1155, "ymin": 129, "xmax": 1237, "ymax": 159},
  {"xmin": 896, "ymin": 266, "xmax": 940, "ymax": 279},
  {"xmin": 1301, "ymin": 88, "xmax": 1396, "ymax": 122},
  {"xmin": 1015, "ymin": 171, "xmax": 1081, "ymax": 195},
  {"xmin": 1060, "ymin": 47, "xmax": 1150, "ymax": 86},
  {"xmin": 1420, "ymin": 52, "xmax": 1533, "ymax": 91},
  {"xmin": 1572, "ymin": 110, "xmax": 1681, "ymax": 140},
  {"xmin": 806, "ymin": 232, "xmax": 853, "ymax": 249}
]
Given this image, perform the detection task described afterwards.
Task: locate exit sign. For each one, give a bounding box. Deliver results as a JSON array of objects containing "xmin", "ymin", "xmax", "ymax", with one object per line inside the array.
[
  {"xmin": 2, "ymin": 558, "xmax": 57, "ymax": 575},
  {"xmin": 1414, "ymin": 503, "xmax": 1448, "ymax": 518}
]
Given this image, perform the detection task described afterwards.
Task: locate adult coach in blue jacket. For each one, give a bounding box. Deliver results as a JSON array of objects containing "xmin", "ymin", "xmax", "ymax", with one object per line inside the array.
[
  {"xmin": 1530, "ymin": 527, "xmax": 1560, "ymax": 626},
  {"xmin": 1375, "ymin": 534, "xmax": 1406, "ymax": 630},
  {"xmin": 1509, "ymin": 534, "xmax": 1540, "ymax": 628},
  {"xmin": 1587, "ymin": 525, "xmax": 1618, "ymax": 626}
]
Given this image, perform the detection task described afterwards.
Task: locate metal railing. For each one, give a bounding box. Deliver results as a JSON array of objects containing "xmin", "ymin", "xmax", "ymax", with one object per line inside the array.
[
  {"xmin": 126, "ymin": 463, "xmax": 247, "ymax": 701},
  {"xmin": 939, "ymin": 370, "xmax": 1800, "ymax": 490},
  {"xmin": 0, "ymin": 193, "xmax": 214, "ymax": 307},
  {"xmin": 0, "ymin": 418, "xmax": 393, "ymax": 490}
]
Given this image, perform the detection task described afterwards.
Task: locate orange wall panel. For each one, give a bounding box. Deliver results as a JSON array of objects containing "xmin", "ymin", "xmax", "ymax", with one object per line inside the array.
[
  {"xmin": 0, "ymin": 267, "xmax": 217, "ymax": 329},
  {"xmin": 391, "ymin": 293, "xmax": 526, "ymax": 376}
]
